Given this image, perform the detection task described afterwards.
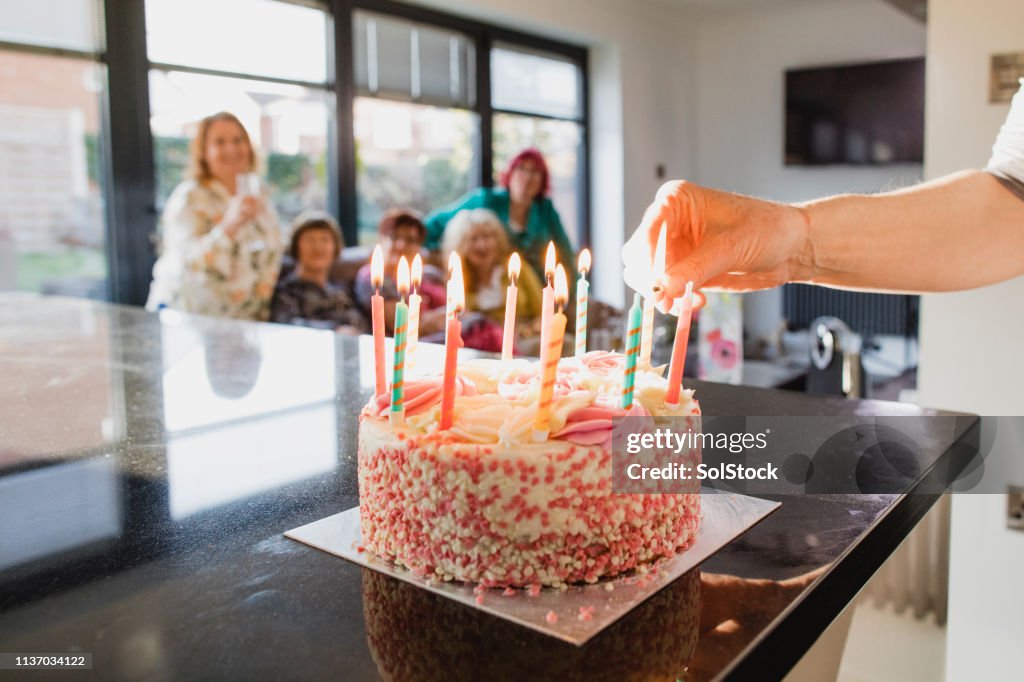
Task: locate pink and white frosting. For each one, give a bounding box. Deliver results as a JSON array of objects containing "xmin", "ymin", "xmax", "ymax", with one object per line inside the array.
[{"xmin": 357, "ymin": 351, "xmax": 702, "ymax": 588}]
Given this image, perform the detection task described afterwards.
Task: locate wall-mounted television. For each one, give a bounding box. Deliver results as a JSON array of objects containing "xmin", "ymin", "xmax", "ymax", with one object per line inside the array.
[{"xmin": 785, "ymin": 57, "xmax": 925, "ymax": 166}]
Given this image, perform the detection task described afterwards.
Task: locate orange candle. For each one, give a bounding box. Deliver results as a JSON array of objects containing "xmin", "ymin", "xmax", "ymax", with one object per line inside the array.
[
  {"xmin": 539, "ymin": 242, "xmax": 556, "ymax": 360},
  {"xmin": 407, "ymin": 254, "xmax": 422, "ymax": 372},
  {"xmin": 664, "ymin": 282, "xmax": 695, "ymax": 408},
  {"xmin": 370, "ymin": 244, "xmax": 386, "ymax": 396},
  {"xmin": 533, "ymin": 264, "xmax": 568, "ymax": 441},
  {"xmin": 501, "ymin": 253, "xmax": 521, "ymax": 361},
  {"xmin": 440, "ymin": 255, "xmax": 465, "ymax": 431}
]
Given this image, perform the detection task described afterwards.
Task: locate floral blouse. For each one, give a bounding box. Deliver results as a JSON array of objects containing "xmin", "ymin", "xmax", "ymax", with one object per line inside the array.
[{"xmin": 145, "ymin": 179, "xmax": 283, "ymax": 320}]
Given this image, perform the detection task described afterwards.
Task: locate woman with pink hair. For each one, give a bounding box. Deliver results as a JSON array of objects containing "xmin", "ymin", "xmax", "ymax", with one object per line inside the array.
[{"xmin": 424, "ymin": 148, "xmax": 577, "ymax": 283}]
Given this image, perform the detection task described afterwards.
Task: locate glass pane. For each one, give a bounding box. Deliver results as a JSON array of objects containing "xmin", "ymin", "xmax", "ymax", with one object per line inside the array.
[
  {"xmin": 354, "ymin": 97, "xmax": 477, "ymax": 245},
  {"xmin": 145, "ymin": 0, "xmax": 328, "ymax": 83},
  {"xmin": 491, "ymin": 44, "xmax": 581, "ymax": 119},
  {"xmin": 149, "ymin": 70, "xmax": 330, "ymax": 226},
  {"xmin": 493, "ymin": 113, "xmax": 582, "ymax": 246},
  {"xmin": 0, "ymin": 50, "xmax": 108, "ymax": 298},
  {"xmin": 0, "ymin": 0, "xmax": 103, "ymax": 52},
  {"xmin": 354, "ymin": 10, "xmax": 475, "ymax": 108}
]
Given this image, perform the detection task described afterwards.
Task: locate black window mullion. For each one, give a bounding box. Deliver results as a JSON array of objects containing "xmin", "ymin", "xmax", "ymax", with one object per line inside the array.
[
  {"xmin": 477, "ymin": 29, "xmax": 493, "ymax": 189},
  {"xmin": 331, "ymin": 0, "xmax": 358, "ymax": 245},
  {"xmin": 103, "ymin": 0, "xmax": 157, "ymax": 306}
]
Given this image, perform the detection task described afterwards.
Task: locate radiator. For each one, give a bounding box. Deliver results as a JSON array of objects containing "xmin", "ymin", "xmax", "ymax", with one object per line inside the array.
[{"xmin": 859, "ymin": 494, "xmax": 950, "ymax": 624}]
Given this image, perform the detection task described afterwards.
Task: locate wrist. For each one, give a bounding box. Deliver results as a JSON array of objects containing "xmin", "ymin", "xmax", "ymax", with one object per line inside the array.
[{"xmin": 787, "ymin": 203, "xmax": 817, "ymax": 283}]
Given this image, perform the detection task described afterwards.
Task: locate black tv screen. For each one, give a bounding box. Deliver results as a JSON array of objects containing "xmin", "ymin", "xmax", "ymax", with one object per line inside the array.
[{"xmin": 785, "ymin": 58, "xmax": 924, "ymax": 166}]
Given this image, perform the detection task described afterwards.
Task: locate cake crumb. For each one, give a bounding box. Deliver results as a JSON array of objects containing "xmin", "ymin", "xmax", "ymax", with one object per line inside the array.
[
  {"xmin": 577, "ymin": 606, "xmax": 596, "ymax": 621},
  {"xmin": 502, "ymin": 587, "xmax": 516, "ymax": 597},
  {"xmin": 527, "ymin": 584, "xmax": 541, "ymax": 597},
  {"xmin": 545, "ymin": 610, "xmax": 558, "ymax": 624},
  {"xmin": 604, "ymin": 582, "xmax": 614, "ymax": 592},
  {"xmin": 475, "ymin": 594, "xmax": 485, "ymax": 605}
]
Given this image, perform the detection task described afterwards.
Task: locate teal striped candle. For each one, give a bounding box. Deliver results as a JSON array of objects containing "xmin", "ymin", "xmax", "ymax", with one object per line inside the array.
[
  {"xmin": 621, "ymin": 293, "xmax": 643, "ymax": 409},
  {"xmin": 390, "ymin": 257, "xmax": 410, "ymax": 425}
]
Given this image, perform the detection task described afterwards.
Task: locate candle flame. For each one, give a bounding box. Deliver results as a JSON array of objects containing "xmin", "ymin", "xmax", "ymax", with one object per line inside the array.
[
  {"xmin": 578, "ymin": 248, "xmax": 591, "ymax": 275},
  {"xmin": 397, "ymin": 256, "xmax": 410, "ymax": 297},
  {"xmin": 411, "ymin": 253, "xmax": 422, "ymax": 288},
  {"xmin": 449, "ymin": 254, "xmax": 465, "ymax": 312},
  {"xmin": 508, "ymin": 252, "xmax": 521, "ymax": 282},
  {"xmin": 554, "ymin": 264, "xmax": 569, "ymax": 308},
  {"xmin": 371, "ymin": 244, "xmax": 384, "ymax": 288},
  {"xmin": 544, "ymin": 242, "xmax": 556, "ymax": 280}
]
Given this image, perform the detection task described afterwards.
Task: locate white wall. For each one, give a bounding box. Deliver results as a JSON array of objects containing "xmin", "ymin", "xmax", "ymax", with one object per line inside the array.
[
  {"xmin": 411, "ymin": 0, "xmax": 699, "ymax": 308},
  {"xmin": 691, "ymin": 0, "xmax": 926, "ymax": 345},
  {"xmin": 917, "ymin": 0, "xmax": 1024, "ymax": 679}
]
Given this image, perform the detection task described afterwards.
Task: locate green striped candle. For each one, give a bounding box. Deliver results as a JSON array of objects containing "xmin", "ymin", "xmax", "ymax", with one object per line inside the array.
[
  {"xmin": 621, "ymin": 293, "xmax": 643, "ymax": 409},
  {"xmin": 390, "ymin": 256, "xmax": 410, "ymax": 425}
]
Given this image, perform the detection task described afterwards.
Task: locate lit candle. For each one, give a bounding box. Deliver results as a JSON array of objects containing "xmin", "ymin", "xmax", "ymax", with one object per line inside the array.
[
  {"xmin": 439, "ymin": 254, "xmax": 464, "ymax": 431},
  {"xmin": 539, "ymin": 242, "xmax": 556, "ymax": 360},
  {"xmin": 621, "ymin": 293, "xmax": 643, "ymax": 409},
  {"xmin": 638, "ymin": 226, "xmax": 666, "ymax": 367},
  {"xmin": 406, "ymin": 253, "xmax": 422, "ymax": 373},
  {"xmin": 390, "ymin": 256, "xmax": 410, "ymax": 425},
  {"xmin": 533, "ymin": 264, "xmax": 569, "ymax": 441},
  {"xmin": 574, "ymin": 248, "xmax": 591, "ymax": 358},
  {"xmin": 664, "ymin": 282, "xmax": 695, "ymax": 408},
  {"xmin": 501, "ymin": 252, "xmax": 521, "ymax": 361},
  {"xmin": 370, "ymin": 244, "xmax": 386, "ymax": 396}
]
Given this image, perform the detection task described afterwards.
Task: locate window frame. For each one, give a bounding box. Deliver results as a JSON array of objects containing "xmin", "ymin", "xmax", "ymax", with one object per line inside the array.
[
  {"xmin": 337, "ymin": 0, "xmax": 589, "ymax": 249},
  {"xmin": 4, "ymin": 0, "xmax": 589, "ymax": 304}
]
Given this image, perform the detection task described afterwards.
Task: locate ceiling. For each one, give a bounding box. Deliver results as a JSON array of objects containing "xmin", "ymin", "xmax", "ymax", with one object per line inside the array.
[{"xmin": 647, "ymin": 0, "xmax": 926, "ymax": 23}]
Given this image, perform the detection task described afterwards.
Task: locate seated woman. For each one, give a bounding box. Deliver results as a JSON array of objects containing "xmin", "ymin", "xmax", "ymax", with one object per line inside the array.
[
  {"xmin": 424, "ymin": 148, "xmax": 577, "ymax": 284},
  {"xmin": 354, "ymin": 209, "xmax": 447, "ymax": 336},
  {"xmin": 441, "ymin": 208, "xmax": 543, "ymax": 353},
  {"xmin": 146, "ymin": 111, "xmax": 282, "ymax": 320},
  {"xmin": 270, "ymin": 212, "xmax": 367, "ymax": 334}
]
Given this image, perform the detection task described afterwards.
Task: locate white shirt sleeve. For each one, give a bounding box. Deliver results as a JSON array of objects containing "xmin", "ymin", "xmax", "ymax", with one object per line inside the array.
[{"xmin": 987, "ymin": 79, "xmax": 1024, "ymax": 199}]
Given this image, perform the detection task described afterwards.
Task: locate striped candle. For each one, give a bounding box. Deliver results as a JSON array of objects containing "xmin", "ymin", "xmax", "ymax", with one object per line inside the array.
[
  {"xmin": 621, "ymin": 293, "xmax": 643, "ymax": 409},
  {"xmin": 533, "ymin": 264, "xmax": 569, "ymax": 441},
  {"xmin": 390, "ymin": 256, "xmax": 410, "ymax": 425},
  {"xmin": 406, "ymin": 253, "xmax": 422, "ymax": 373},
  {"xmin": 574, "ymin": 248, "xmax": 591, "ymax": 358},
  {"xmin": 638, "ymin": 296, "xmax": 655, "ymax": 366}
]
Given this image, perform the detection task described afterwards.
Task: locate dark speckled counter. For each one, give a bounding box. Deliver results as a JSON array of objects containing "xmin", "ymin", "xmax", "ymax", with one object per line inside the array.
[{"xmin": 0, "ymin": 295, "xmax": 977, "ymax": 681}]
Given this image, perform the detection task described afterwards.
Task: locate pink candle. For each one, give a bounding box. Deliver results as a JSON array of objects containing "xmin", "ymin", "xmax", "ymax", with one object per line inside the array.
[
  {"xmin": 665, "ymin": 282, "xmax": 695, "ymax": 408},
  {"xmin": 539, "ymin": 242, "xmax": 556, "ymax": 360},
  {"xmin": 440, "ymin": 255, "xmax": 465, "ymax": 431},
  {"xmin": 370, "ymin": 244, "xmax": 386, "ymax": 396},
  {"xmin": 501, "ymin": 253, "xmax": 521, "ymax": 361}
]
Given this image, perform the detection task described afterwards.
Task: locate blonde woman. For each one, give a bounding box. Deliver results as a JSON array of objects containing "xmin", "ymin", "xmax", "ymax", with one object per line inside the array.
[
  {"xmin": 442, "ymin": 209, "xmax": 543, "ymax": 351},
  {"xmin": 146, "ymin": 111, "xmax": 283, "ymax": 320}
]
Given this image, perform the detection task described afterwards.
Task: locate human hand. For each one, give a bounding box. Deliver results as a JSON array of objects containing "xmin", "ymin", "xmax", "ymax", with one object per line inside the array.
[
  {"xmin": 221, "ymin": 194, "xmax": 264, "ymax": 238},
  {"xmin": 623, "ymin": 181, "xmax": 810, "ymax": 313}
]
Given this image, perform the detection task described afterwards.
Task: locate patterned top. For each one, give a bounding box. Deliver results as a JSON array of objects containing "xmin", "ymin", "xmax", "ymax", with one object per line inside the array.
[
  {"xmin": 146, "ymin": 179, "xmax": 283, "ymax": 320},
  {"xmin": 270, "ymin": 272, "xmax": 368, "ymax": 331}
]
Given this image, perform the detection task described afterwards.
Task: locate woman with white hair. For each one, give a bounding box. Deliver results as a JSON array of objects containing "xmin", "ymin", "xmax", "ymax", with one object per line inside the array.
[{"xmin": 442, "ymin": 208, "xmax": 544, "ymax": 351}]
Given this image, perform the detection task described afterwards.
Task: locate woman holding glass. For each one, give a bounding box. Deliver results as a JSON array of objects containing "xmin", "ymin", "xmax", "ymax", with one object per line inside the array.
[{"xmin": 146, "ymin": 111, "xmax": 283, "ymax": 320}]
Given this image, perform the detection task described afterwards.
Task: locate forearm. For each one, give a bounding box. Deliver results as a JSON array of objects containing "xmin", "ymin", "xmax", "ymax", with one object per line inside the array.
[{"xmin": 798, "ymin": 170, "xmax": 1024, "ymax": 292}]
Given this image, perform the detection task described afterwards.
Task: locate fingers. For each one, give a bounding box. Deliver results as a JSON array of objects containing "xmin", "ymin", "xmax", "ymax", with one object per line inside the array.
[{"xmin": 654, "ymin": 239, "xmax": 735, "ymax": 311}]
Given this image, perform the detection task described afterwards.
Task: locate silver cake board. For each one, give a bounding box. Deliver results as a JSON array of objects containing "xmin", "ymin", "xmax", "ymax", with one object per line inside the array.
[{"xmin": 284, "ymin": 490, "xmax": 780, "ymax": 646}]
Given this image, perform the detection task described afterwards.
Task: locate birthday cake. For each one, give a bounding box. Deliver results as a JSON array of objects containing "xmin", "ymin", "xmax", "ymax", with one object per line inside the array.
[{"xmin": 357, "ymin": 351, "xmax": 701, "ymax": 588}]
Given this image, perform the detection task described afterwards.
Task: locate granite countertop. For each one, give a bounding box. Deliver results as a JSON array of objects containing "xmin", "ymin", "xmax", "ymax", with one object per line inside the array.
[{"xmin": 0, "ymin": 295, "xmax": 977, "ymax": 681}]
